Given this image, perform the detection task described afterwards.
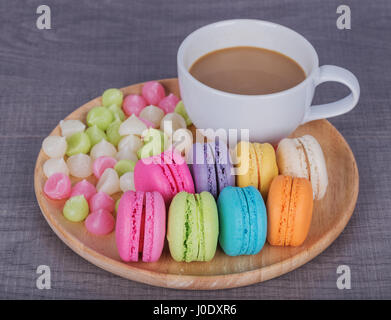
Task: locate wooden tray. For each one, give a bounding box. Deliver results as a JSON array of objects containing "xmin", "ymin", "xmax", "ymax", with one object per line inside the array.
[{"xmin": 34, "ymin": 78, "xmax": 359, "ymax": 290}]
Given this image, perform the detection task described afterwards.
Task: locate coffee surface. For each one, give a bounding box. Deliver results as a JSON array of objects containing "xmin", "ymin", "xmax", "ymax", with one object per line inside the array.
[{"xmin": 189, "ymin": 46, "xmax": 306, "ymax": 95}]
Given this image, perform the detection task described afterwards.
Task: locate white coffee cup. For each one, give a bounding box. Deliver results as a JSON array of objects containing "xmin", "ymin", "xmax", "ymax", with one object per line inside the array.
[{"xmin": 177, "ymin": 19, "xmax": 360, "ymax": 143}]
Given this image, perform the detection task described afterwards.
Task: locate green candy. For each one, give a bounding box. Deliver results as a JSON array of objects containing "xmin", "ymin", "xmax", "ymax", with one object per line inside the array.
[
  {"xmin": 115, "ymin": 159, "xmax": 136, "ymax": 177},
  {"xmin": 63, "ymin": 195, "xmax": 89, "ymax": 222},
  {"xmin": 66, "ymin": 132, "xmax": 91, "ymax": 156},
  {"xmin": 106, "ymin": 104, "xmax": 125, "ymax": 121},
  {"xmin": 137, "ymin": 128, "xmax": 168, "ymax": 159},
  {"xmin": 174, "ymin": 100, "xmax": 192, "ymax": 126},
  {"xmin": 102, "ymin": 88, "xmax": 123, "ymax": 107},
  {"xmin": 115, "ymin": 198, "xmax": 121, "ymax": 213},
  {"xmin": 87, "ymin": 106, "xmax": 113, "ymax": 130},
  {"xmin": 85, "ymin": 125, "xmax": 107, "ymax": 146},
  {"xmin": 106, "ymin": 120, "xmax": 122, "ymax": 147}
]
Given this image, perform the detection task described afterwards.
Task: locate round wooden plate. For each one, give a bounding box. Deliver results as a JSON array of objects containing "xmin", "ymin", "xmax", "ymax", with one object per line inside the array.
[{"xmin": 34, "ymin": 78, "xmax": 359, "ymax": 290}]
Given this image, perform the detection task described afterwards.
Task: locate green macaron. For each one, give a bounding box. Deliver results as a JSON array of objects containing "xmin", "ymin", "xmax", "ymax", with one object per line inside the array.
[{"xmin": 167, "ymin": 191, "xmax": 218, "ymax": 262}]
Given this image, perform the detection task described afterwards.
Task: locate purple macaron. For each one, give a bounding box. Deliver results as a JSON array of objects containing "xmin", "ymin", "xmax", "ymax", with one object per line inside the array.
[{"xmin": 190, "ymin": 140, "xmax": 235, "ymax": 197}]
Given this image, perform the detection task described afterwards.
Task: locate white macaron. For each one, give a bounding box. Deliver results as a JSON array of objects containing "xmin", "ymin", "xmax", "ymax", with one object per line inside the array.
[{"xmin": 276, "ymin": 135, "xmax": 328, "ymax": 200}]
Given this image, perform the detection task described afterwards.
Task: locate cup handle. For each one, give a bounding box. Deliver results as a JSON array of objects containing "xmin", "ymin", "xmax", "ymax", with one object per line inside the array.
[{"xmin": 302, "ymin": 65, "xmax": 360, "ymax": 123}]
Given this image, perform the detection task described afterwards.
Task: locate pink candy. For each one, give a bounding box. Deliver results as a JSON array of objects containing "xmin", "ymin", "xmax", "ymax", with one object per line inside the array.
[
  {"xmin": 89, "ymin": 191, "xmax": 115, "ymax": 212},
  {"xmin": 122, "ymin": 94, "xmax": 147, "ymax": 117},
  {"xmin": 85, "ymin": 209, "xmax": 115, "ymax": 235},
  {"xmin": 70, "ymin": 179, "xmax": 97, "ymax": 201},
  {"xmin": 139, "ymin": 117, "xmax": 157, "ymax": 128},
  {"xmin": 158, "ymin": 93, "xmax": 180, "ymax": 113},
  {"xmin": 93, "ymin": 156, "xmax": 117, "ymax": 179},
  {"xmin": 44, "ymin": 173, "xmax": 71, "ymax": 200},
  {"xmin": 142, "ymin": 81, "xmax": 166, "ymax": 106}
]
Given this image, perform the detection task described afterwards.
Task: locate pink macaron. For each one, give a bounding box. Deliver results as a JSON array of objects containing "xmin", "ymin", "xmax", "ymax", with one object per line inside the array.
[
  {"xmin": 141, "ymin": 81, "xmax": 166, "ymax": 106},
  {"xmin": 115, "ymin": 190, "xmax": 166, "ymax": 262},
  {"xmin": 134, "ymin": 149, "xmax": 195, "ymax": 204}
]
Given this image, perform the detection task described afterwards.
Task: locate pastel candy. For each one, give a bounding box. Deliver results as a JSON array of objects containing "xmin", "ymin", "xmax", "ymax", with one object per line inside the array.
[
  {"xmin": 96, "ymin": 168, "xmax": 120, "ymax": 195},
  {"xmin": 102, "ymin": 88, "xmax": 123, "ymax": 108},
  {"xmin": 172, "ymin": 128, "xmax": 193, "ymax": 155},
  {"xmin": 66, "ymin": 153, "xmax": 92, "ymax": 178},
  {"xmin": 42, "ymin": 136, "xmax": 67, "ymax": 158},
  {"xmin": 158, "ymin": 93, "xmax": 180, "ymax": 114},
  {"xmin": 70, "ymin": 179, "xmax": 97, "ymax": 201},
  {"xmin": 59, "ymin": 120, "xmax": 86, "ymax": 138},
  {"xmin": 115, "ymin": 147, "xmax": 138, "ymax": 162},
  {"xmin": 142, "ymin": 81, "xmax": 165, "ymax": 105},
  {"xmin": 115, "ymin": 198, "xmax": 121, "ymax": 213},
  {"xmin": 106, "ymin": 104, "xmax": 125, "ymax": 121},
  {"xmin": 160, "ymin": 113, "xmax": 187, "ymax": 136},
  {"xmin": 122, "ymin": 94, "xmax": 147, "ymax": 117},
  {"xmin": 85, "ymin": 125, "xmax": 107, "ymax": 147},
  {"xmin": 118, "ymin": 134, "xmax": 143, "ymax": 152},
  {"xmin": 120, "ymin": 171, "xmax": 135, "ymax": 192},
  {"xmin": 140, "ymin": 117, "xmax": 156, "ymax": 129},
  {"xmin": 93, "ymin": 156, "xmax": 117, "ymax": 179},
  {"xmin": 139, "ymin": 105, "xmax": 165, "ymax": 128},
  {"xmin": 90, "ymin": 139, "xmax": 117, "ymax": 160},
  {"xmin": 66, "ymin": 132, "xmax": 91, "ymax": 156},
  {"xmin": 115, "ymin": 159, "xmax": 136, "ymax": 177},
  {"xmin": 85, "ymin": 209, "xmax": 115, "ymax": 235},
  {"xmin": 63, "ymin": 195, "xmax": 89, "ymax": 222},
  {"xmin": 44, "ymin": 173, "xmax": 71, "ymax": 200},
  {"xmin": 174, "ymin": 101, "xmax": 192, "ymax": 126},
  {"xmin": 119, "ymin": 114, "xmax": 148, "ymax": 136},
  {"xmin": 87, "ymin": 106, "xmax": 113, "ymax": 131},
  {"xmin": 89, "ymin": 191, "xmax": 115, "ymax": 212},
  {"xmin": 106, "ymin": 120, "xmax": 122, "ymax": 146},
  {"xmin": 43, "ymin": 158, "xmax": 69, "ymax": 178},
  {"xmin": 137, "ymin": 128, "xmax": 168, "ymax": 159}
]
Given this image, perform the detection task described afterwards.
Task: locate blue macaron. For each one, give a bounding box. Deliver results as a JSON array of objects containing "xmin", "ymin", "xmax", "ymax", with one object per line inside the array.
[
  {"xmin": 217, "ymin": 186, "xmax": 267, "ymax": 256},
  {"xmin": 190, "ymin": 141, "xmax": 235, "ymax": 198}
]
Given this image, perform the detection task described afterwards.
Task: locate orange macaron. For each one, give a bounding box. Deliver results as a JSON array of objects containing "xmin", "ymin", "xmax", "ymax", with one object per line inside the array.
[{"xmin": 267, "ymin": 175, "xmax": 313, "ymax": 246}]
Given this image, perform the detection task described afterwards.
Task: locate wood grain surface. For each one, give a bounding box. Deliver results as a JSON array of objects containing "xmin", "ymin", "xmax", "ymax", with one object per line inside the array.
[
  {"xmin": 1, "ymin": 0, "xmax": 391, "ymax": 298},
  {"xmin": 34, "ymin": 79, "xmax": 359, "ymax": 290}
]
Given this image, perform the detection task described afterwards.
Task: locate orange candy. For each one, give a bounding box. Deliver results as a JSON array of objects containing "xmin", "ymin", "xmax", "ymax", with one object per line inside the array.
[{"xmin": 267, "ymin": 175, "xmax": 313, "ymax": 246}]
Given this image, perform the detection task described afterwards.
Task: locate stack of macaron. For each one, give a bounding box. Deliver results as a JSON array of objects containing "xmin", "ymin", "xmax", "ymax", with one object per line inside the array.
[
  {"xmin": 40, "ymin": 80, "xmax": 330, "ymax": 264},
  {"xmin": 123, "ymin": 133, "xmax": 328, "ymax": 262}
]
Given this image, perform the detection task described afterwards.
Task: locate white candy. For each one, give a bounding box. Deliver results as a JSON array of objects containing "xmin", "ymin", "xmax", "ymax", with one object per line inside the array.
[
  {"xmin": 115, "ymin": 147, "xmax": 138, "ymax": 161},
  {"xmin": 43, "ymin": 158, "xmax": 69, "ymax": 178},
  {"xmin": 90, "ymin": 139, "xmax": 117, "ymax": 160},
  {"xmin": 96, "ymin": 168, "xmax": 120, "ymax": 195},
  {"xmin": 59, "ymin": 120, "xmax": 86, "ymax": 137},
  {"xmin": 172, "ymin": 128, "xmax": 193, "ymax": 156},
  {"xmin": 119, "ymin": 114, "xmax": 147, "ymax": 136},
  {"xmin": 42, "ymin": 136, "xmax": 67, "ymax": 158},
  {"xmin": 139, "ymin": 105, "xmax": 165, "ymax": 128},
  {"xmin": 160, "ymin": 113, "xmax": 186, "ymax": 136},
  {"xmin": 66, "ymin": 154, "xmax": 92, "ymax": 178},
  {"xmin": 118, "ymin": 134, "xmax": 143, "ymax": 152},
  {"xmin": 120, "ymin": 171, "xmax": 135, "ymax": 192}
]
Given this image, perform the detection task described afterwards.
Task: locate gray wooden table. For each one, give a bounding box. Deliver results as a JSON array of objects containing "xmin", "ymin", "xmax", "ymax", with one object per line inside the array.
[{"xmin": 0, "ymin": 0, "xmax": 390, "ymax": 299}]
